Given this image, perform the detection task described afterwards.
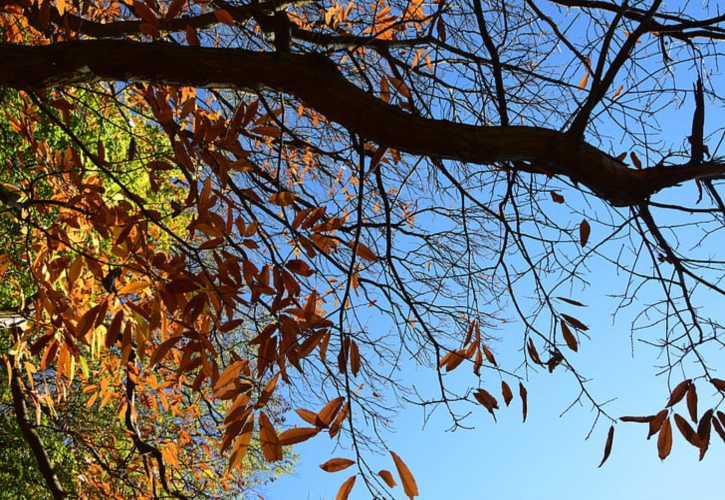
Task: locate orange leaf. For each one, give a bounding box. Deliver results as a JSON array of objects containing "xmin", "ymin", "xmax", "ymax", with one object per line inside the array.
[
  {"xmin": 349, "ymin": 340, "xmax": 361, "ymax": 377},
  {"xmin": 336, "ymin": 475, "xmax": 356, "ymax": 500},
  {"xmin": 316, "ymin": 396, "xmax": 344, "ymax": 428},
  {"xmin": 598, "ymin": 425, "xmax": 614, "ymax": 467},
  {"xmin": 285, "ymin": 259, "xmax": 314, "ymax": 277},
  {"xmin": 346, "ymin": 241, "xmax": 378, "ymax": 262},
  {"xmin": 560, "ymin": 320, "xmax": 578, "ymax": 352},
  {"xmin": 258, "ymin": 412, "xmax": 283, "ymax": 462},
  {"xmin": 579, "ymin": 219, "xmax": 591, "ymax": 247},
  {"xmin": 118, "ymin": 280, "xmax": 149, "ymax": 295},
  {"xmin": 630, "ymin": 151, "xmax": 642, "ymax": 169},
  {"xmin": 320, "ymin": 458, "xmax": 355, "ymax": 472},
  {"xmin": 578, "ymin": 72, "xmax": 589, "ymax": 89},
  {"xmin": 214, "ymin": 9, "xmax": 235, "ymax": 25},
  {"xmin": 269, "ymin": 191, "xmax": 297, "ymax": 207},
  {"xmin": 228, "ymin": 420, "xmax": 254, "ymax": 471},
  {"xmin": 378, "ymin": 469, "xmax": 397, "ymax": 487},
  {"xmin": 657, "ymin": 417, "xmax": 673, "ymax": 459},
  {"xmin": 278, "ymin": 427, "xmax": 319, "ymax": 445},
  {"xmin": 665, "ymin": 379, "xmax": 691, "ymax": 408},
  {"xmin": 295, "ymin": 408, "xmax": 318, "ymax": 426},
  {"xmin": 390, "ymin": 451, "xmax": 418, "ymax": 499}
]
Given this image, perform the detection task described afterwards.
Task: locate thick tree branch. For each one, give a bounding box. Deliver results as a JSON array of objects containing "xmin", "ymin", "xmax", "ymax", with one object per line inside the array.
[
  {"xmin": 9, "ymin": 345, "xmax": 69, "ymax": 499},
  {"xmin": 1, "ymin": 40, "xmax": 723, "ymax": 206}
]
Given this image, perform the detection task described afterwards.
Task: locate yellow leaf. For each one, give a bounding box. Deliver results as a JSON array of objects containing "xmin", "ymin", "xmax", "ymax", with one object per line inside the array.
[{"xmin": 117, "ymin": 280, "xmax": 149, "ymax": 295}]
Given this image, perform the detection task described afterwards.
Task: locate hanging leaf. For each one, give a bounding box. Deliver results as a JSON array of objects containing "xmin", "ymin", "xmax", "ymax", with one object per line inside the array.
[
  {"xmin": 598, "ymin": 425, "xmax": 614, "ymax": 467},
  {"xmin": 657, "ymin": 417, "xmax": 673, "ymax": 459},
  {"xmin": 578, "ymin": 72, "xmax": 590, "ymax": 89},
  {"xmin": 550, "ymin": 190, "xmax": 565, "ymax": 203},
  {"xmin": 378, "ymin": 469, "xmax": 397, "ymax": 488},
  {"xmin": 579, "ymin": 219, "xmax": 591, "ymax": 247},
  {"xmin": 336, "ymin": 475, "xmax": 356, "ymax": 500},
  {"xmin": 320, "ymin": 458, "xmax": 355, "ymax": 472},
  {"xmin": 686, "ymin": 384, "xmax": 698, "ymax": 422},
  {"xmin": 269, "ymin": 191, "xmax": 297, "ymax": 206},
  {"xmin": 665, "ymin": 379, "xmax": 691, "ymax": 407},
  {"xmin": 647, "ymin": 410, "xmax": 668, "ymax": 439},
  {"xmin": 390, "ymin": 451, "xmax": 419, "ymax": 499},
  {"xmin": 556, "ymin": 297, "xmax": 586, "ymax": 307},
  {"xmin": 561, "ymin": 314, "xmax": 589, "ymax": 331},
  {"xmin": 697, "ymin": 409, "xmax": 713, "ymax": 460},
  {"xmin": 316, "ymin": 397, "xmax": 345, "ymax": 427},
  {"xmin": 560, "ymin": 320, "xmax": 578, "ymax": 352},
  {"xmin": 710, "ymin": 378, "xmax": 725, "ymax": 392},
  {"xmin": 501, "ymin": 381, "xmax": 513, "ymax": 406},
  {"xmin": 519, "ymin": 382, "xmax": 528, "ymax": 422},
  {"xmin": 526, "ymin": 338, "xmax": 542, "ymax": 365},
  {"xmin": 673, "ymin": 414, "xmax": 700, "ymax": 448},
  {"xmin": 278, "ymin": 427, "xmax": 319, "ymax": 445}
]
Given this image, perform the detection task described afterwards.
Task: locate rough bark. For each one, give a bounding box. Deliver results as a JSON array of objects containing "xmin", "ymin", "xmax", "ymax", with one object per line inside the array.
[{"xmin": 1, "ymin": 40, "xmax": 722, "ymax": 206}]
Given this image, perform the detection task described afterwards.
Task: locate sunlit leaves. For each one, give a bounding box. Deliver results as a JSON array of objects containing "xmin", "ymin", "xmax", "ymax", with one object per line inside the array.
[
  {"xmin": 320, "ymin": 458, "xmax": 355, "ymax": 472},
  {"xmin": 390, "ymin": 451, "xmax": 418, "ymax": 499}
]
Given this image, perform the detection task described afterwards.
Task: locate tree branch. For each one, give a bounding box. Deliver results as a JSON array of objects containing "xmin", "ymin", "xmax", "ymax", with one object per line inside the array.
[{"xmin": 1, "ymin": 40, "xmax": 723, "ymax": 206}]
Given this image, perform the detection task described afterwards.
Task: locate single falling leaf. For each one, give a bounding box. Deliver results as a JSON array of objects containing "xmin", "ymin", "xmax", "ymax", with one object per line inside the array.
[
  {"xmin": 320, "ymin": 458, "xmax": 355, "ymax": 472},
  {"xmin": 519, "ymin": 382, "xmax": 528, "ymax": 422},
  {"xmin": 390, "ymin": 451, "xmax": 419, "ymax": 499},
  {"xmin": 579, "ymin": 219, "xmax": 591, "ymax": 247},
  {"xmin": 665, "ymin": 379, "xmax": 691, "ymax": 408},
  {"xmin": 378, "ymin": 469, "xmax": 397, "ymax": 487},
  {"xmin": 501, "ymin": 381, "xmax": 514, "ymax": 406},
  {"xmin": 598, "ymin": 425, "xmax": 614, "ymax": 467},
  {"xmin": 561, "ymin": 320, "xmax": 578, "ymax": 352},
  {"xmin": 336, "ymin": 475, "xmax": 356, "ymax": 500},
  {"xmin": 657, "ymin": 417, "xmax": 673, "ymax": 459}
]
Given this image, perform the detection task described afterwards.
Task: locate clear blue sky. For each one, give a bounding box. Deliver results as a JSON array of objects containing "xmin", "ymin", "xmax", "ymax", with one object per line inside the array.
[{"xmin": 259, "ymin": 1, "xmax": 724, "ymax": 497}]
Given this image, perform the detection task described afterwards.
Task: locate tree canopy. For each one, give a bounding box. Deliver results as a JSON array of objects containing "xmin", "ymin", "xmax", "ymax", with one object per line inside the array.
[{"xmin": 0, "ymin": 0, "xmax": 723, "ymax": 497}]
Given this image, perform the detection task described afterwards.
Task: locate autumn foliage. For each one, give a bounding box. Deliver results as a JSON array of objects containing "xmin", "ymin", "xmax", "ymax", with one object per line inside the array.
[{"xmin": 0, "ymin": 0, "xmax": 724, "ymax": 497}]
